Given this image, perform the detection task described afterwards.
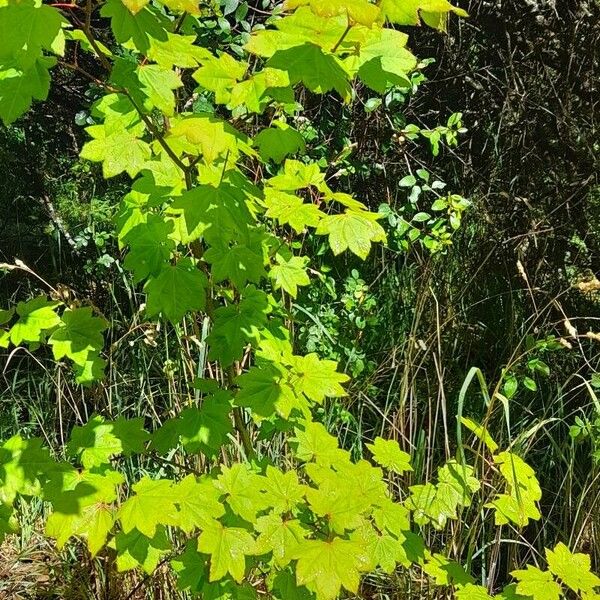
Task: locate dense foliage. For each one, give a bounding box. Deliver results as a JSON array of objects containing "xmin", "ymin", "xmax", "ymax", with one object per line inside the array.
[{"xmin": 0, "ymin": 0, "xmax": 599, "ymax": 599}]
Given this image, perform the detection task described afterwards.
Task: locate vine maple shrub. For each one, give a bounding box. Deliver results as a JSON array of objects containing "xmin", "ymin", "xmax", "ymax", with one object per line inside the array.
[{"xmin": 0, "ymin": 0, "xmax": 599, "ymax": 599}]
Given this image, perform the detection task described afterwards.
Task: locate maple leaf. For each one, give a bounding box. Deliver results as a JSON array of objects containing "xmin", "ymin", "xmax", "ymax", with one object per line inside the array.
[
  {"xmin": 110, "ymin": 526, "xmax": 171, "ymax": 574},
  {"xmin": 260, "ymin": 466, "xmax": 307, "ymax": 514},
  {"xmin": 171, "ymin": 539, "xmax": 207, "ymax": 593},
  {"xmin": 123, "ymin": 214, "xmax": 175, "ymax": 282},
  {"xmin": 422, "ymin": 551, "xmax": 474, "ymax": 586},
  {"xmin": 207, "ymin": 285, "xmax": 270, "ymax": 366},
  {"xmin": 147, "ymin": 33, "xmax": 211, "ymax": 68},
  {"xmin": 316, "ymin": 209, "xmax": 386, "ymax": 259},
  {"xmin": 379, "ymin": 0, "xmax": 468, "ymax": 29},
  {"xmin": 167, "ymin": 183, "xmax": 253, "ymax": 244},
  {"xmin": 236, "ymin": 363, "xmax": 304, "ymax": 421},
  {"xmin": 0, "ymin": 58, "xmax": 55, "ymax": 126},
  {"xmin": 100, "ymin": 0, "xmax": 169, "ymax": 54},
  {"xmin": 45, "ymin": 469, "xmax": 123, "ymax": 556},
  {"xmin": 263, "ymin": 188, "xmax": 325, "ymax": 233},
  {"xmin": 152, "ymin": 393, "xmax": 233, "ymax": 456},
  {"xmin": 193, "ymin": 52, "xmax": 247, "ymax": 104},
  {"xmin": 367, "ymin": 437, "xmax": 412, "ymax": 474},
  {"xmin": 546, "ymin": 542, "xmax": 600, "ymax": 594},
  {"xmin": 229, "ymin": 68, "xmax": 293, "ymax": 113},
  {"xmin": 268, "ymin": 43, "xmax": 352, "ymax": 101},
  {"xmin": 510, "ymin": 566, "xmax": 561, "ymax": 600},
  {"xmin": 214, "ymin": 463, "xmax": 269, "ymax": 523},
  {"xmin": 291, "ymin": 420, "xmax": 343, "ymax": 464},
  {"xmin": 0, "ymin": 3, "xmax": 65, "ymax": 68},
  {"xmin": 48, "ymin": 307, "xmax": 107, "ymax": 371},
  {"xmin": 67, "ymin": 415, "xmax": 149, "ymax": 468},
  {"xmin": 454, "ymin": 584, "xmax": 495, "ymax": 600},
  {"xmin": 345, "ymin": 28, "xmax": 417, "ymax": 93},
  {"xmin": 291, "ymin": 537, "xmax": 365, "ymax": 600},
  {"xmin": 144, "ymin": 258, "xmax": 208, "ymax": 322},
  {"xmin": 285, "ymin": 0, "xmax": 381, "ymax": 27},
  {"xmin": 0, "ymin": 436, "xmax": 58, "ymax": 502},
  {"xmin": 165, "ymin": 114, "xmax": 254, "ymax": 164},
  {"xmin": 172, "ymin": 475, "xmax": 225, "ymax": 533},
  {"xmin": 198, "ymin": 520, "xmax": 255, "ymax": 583},
  {"xmin": 118, "ymin": 476, "xmax": 180, "ymax": 537},
  {"xmin": 350, "ymin": 523, "xmax": 410, "ymax": 574},
  {"xmin": 137, "ymin": 64, "xmax": 182, "ymax": 116},
  {"xmin": 270, "ymin": 255, "xmax": 311, "ymax": 298},
  {"xmin": 9, "ymin": 296, "xmax": 61, "ymax": 345},
  {"xmin": 254, "ymin": 512, "xmax": 308, "ymax": 567},
  {"xmin": 255, "ymin": 123, "xmax": 305, "ymax": 163},
  {"xmin": 204, "ymin": 231, "xmax": 268, "ymax": 289},
  {"xmin": 289, "ymin": 353, "xmax": 350, "ymax": 402},
  {"xmin": 80, "ymin": 119, "xmax": 151, "ymax": 179}
]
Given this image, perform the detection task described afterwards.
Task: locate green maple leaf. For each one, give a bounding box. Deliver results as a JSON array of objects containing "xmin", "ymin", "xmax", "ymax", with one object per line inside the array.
[
  {"xmin": 510, "ymin": 566, "xmax": 561, "ymax": 600},
  {"xmin": 486, "ymin": 451, "xmax": 541, "ymax": 527},
  {"xmin": 268, "ymin": 159, "xmax": 326, "ymax": 192},
  {"xmin": 264, "ymin": 188, "xmax": 324, "ymax": 233},
  {"xmin": 268, "ymin": 43, "xmax": 351, "ymax": 101},
  {"xmin": 48, "ymin": 307, "xmax": 107, "ymax": 370},
  {"xmin": 379, "ymin": 0, "xmax": 468, "ymax": 29},
  {"xmin": 372, "ymin": 498, "xmax": 411, "ymax": 537},
  {"xmin": 546, "ymin": 542, "xmax": 600, "ymax": 593},
  {"xmin": 255, "ymin": 123, "xmax": 305, "ymax": 163},
  {"xmin": 171, "ymin": 539, "xmax": 208, "ymax": 592},
  {"xmin": 0, "ymin": 503, "xmax": 18, "ymax": 543},
  {"xmin": 80, "ymin": 118, "xmax": 151, "ymax": 179},
  {"xmin": 305, "ymin": 476, "xmax": 369, "ymax": 533},
  {"xmin": 229, "ymin": 68, "xmax": 293, "ymax": 113},
  {"xmin": 144, "ymin": 258, "xmax": 207, "ymax": 322},
  {"xmin": 285, "ymin": 0, "xmax": 381, "ymax": 26},
  {"xmin": 207, "ymin": 286, "xmax": 270, "ymax": 366},
  {"xmin": 205, "ymin": 232, "xmax": 268, "ymax": 289},
  {"xmin": 168, "ymin": 183, "xmax": 253, "ymax": 244},
  {"xmin": 270, "ymin": 255, "xmax": 310, "ymax": 298},
  {"xmin": 316, "ymin": 209, "xmax": 386, "ymax": 259},
  {"xmin": 118, "ymin": 476, "xmax": 179, "ymax": 538},
  {"xmin": 350, "ymin": 523, "xmax": 409, "ymax": 574},
  {"xmin": 235, "ymin": 364, "xmax": 304, "ymax": 421},
  {"xmin": 246, "ymin": 7, "xmax": 349, "ymax": 58},
  {"xmin": 147, "ymin": 33, "xmax": 211, "ymax": 68},
  {"xmin": 291, "ymin": 420, "xmax": 342, "ymax": 464},
  {"xmin": 260, "ymin": 466, "xmax": 307, "ymax": 514},
  {"xmin": 123, "ymin": 214, "xmax": 175, "ymax": 282},
  {"xmin": 193, "ymin": 52, "xmax": 247, "ymax": 104},
  {"xmin": 67, "ymin": 414, "xmax": 149, "ymax": 468},
  {"xmin": 436, "ymin": 461, "xmax": 479, "ymax": 510},
  {"xmin": 289, "ymin": 353, "xmax": 349, "ymax": 403},
  {"xmin": 110, "ymin": 526, "xmax": 171, "ymax": 574},
  {"xmin": 198, "ymin": 520, "xmax": 255, "ymax": 583},
  {"xmin": 172, "ymin": 475, "xmax": 225, "ymax": 533},
  {"xmin": 454, "ymin": 584, "xmax": 495, "ymax": 600},
  {"xmin": 345, "ymin": 28, "xmax": 417, "ymax": 93},
  {"xmin": 214, "ymin": 463, "xmax": 269, "ymax": 523},
  {"xmin": 422, "ymin": 551, "xmax": 474, "ymax": 586},
  {"xmin": 0, "ymin": 435, "xmax": 58, "ymax": 502},
  {"xmin": 137, "ymin": 64, "xmax": 182, "ymax": 116},
  {"xmin": 271, "ymin": 569, "xmax": 313, "ymax": 600},
  {"xmin": 0, "ymin": 58, "xmax": 55, "ymax": 126},
  {"xmin": 291, "ymin": 537, "xmax": 365, "ymax": 600},
  {"xmin": 165, "ymin": 114, "xmax": 254, "ymax": 164},
  {"xmin": 366, "ymin": 437, "xmax": 412, "ymax": 474},
  {"xmin": 152, "ymin": 392, "xmax": 233, "ymax": 456},
  {"xmin": 9, "ymin": 296, "xmax": 61, "ymax": 345},
  {"xmin": 45, "ymin": 469, "xmax": 123, "ymax": 556},
  {"xmin": 100, "ymin": 0, "xmax": 169, "ymax": 53},
  {"xmin": 254, "ymin": 512, "xmax": 308, "ymax": 567},
  {"xmin": 0, "ymin": 3, "xmax": 65, "ymax": 68}
]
